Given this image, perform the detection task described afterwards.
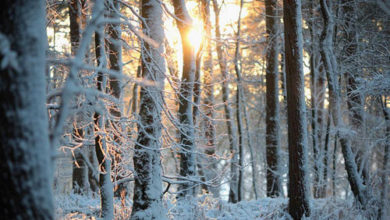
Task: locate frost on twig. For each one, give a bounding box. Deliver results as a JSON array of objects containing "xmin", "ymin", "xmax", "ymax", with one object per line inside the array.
[{"xmin": 0, "ymin": 33, "xmax": 20, "ymax": 72}]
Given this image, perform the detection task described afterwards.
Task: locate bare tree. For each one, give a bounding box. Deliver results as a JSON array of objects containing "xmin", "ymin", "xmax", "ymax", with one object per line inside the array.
[
  {"xmin": 265, "ymin": 0, "xmax": 281, "ymax": 198},
  {"xmin": 319, "ymin": 0, "xmax": 366, "ymax": 206},
  {"xmin": 199, "ymin": 0, "xmax": 219, "ymax": 197},
  {"xmin": 172, "ymin": 0, "xmax": 197, "ymax": 198},
  {"xmin": 130, "ymin": 0, "xmax": 166, "ymax": 218},
  {"xmin": 69, "ymin": 0, "xmax": 90, "ymax": 193},
  {"xmin": 233, "ymin": 0, "xmax": 245, "ymax": 202},
  {"xmin": 94, "ymin": 23, "xmax": 114, "ymax": 220},
  {"xmin": 212, "ymin": 0, "xmax": 239, "ymax": 203},
  {"xmin": 342, "ymin": 0, "xmax": 368, "ymax": 183}
]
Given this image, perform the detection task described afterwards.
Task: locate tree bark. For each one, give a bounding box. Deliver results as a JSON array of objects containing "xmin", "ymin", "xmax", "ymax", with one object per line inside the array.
[
  {"xmin": 199, "ymin": 0, "xmax": 219, "ymax": 197},
  {"xmin": 95, "ymin": 26, "xmax": 114, "ymax": 219},
  {"xmin": 130, "ymin": 0, "xmax": 166, "ymax": 218},
  {"xmin": 172, "ymin": 0, "xmax": 197, "ymax": 198},
  {"xmin": 265, "ymin": 0, "xmax": 281, "ymax": 198},
  {"xmin": 105, "ymin": 0, "xmax": 126, "ymax": 198},
  {"xmin": 69, "ymin": 0, "xmax": 90, "ymax": 194},
  {"xmin": 283, "ymin": 0, "xmax": 311, "ymax": 218},
  {"xmin": 0, "ymin": 0, "xmax": 54, "ymax": 218},
  {"xmin": 379, "ymin": 97, "xmax": 389, "ymax": 219},
  {"xmin": 234, "ymin": 0, "xmax": 245, "ymax": 202}
]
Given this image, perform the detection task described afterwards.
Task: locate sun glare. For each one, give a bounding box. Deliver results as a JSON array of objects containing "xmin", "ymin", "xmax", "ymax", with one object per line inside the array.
[{"xmin": 187, "ymin": 21, "xmax": 203, "ymax": 51}]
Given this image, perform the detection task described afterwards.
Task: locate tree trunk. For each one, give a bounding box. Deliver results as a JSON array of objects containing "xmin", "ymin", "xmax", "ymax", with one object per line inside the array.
[
  {"xmin": 172, "ymin": 0, "xmax": 197, "ymax": 198},
  {"xmin": 192, "ymin": 43, "xmax": 202, "ymax": 125},
  {"xmin": 342, "ymin": 0, "xmax": 368, "ymax": 184},
  {"xmin": 105, "ymin": 0, "xmax": 125, "ymax": 198},
  {"xmin": 319, "ymin": 0, "xmax": 366, "ymax": 206},
  {"xmin": 265, "ymin": 0, "xmax": 281, "ymax": 198},
  {"xmin": 283, "ymin": 0, "xmax": 311, "ymax": 218},
  {"xmin": 332, "ymin": 131, "xmax": 337, "ymax": 197},
  {"xmin": 130, "ymin": 0, "xmax": 166, "ymax": 218},
  {"xmin": 95, "ymin": 26, "xmax": 114, "ymax": 219},
  {"xmin": 379, "ymin": 97, "xmax": 389, "ymax": 219},
  {"xmin": 320, "ymin": 111, "xmax": 331, "ymax": 198},
  {"xmin": 212, "ymin": 0, "xmax": 239, "ymax": 203},
  {"xmin": 0, "ymin": 0, "xmax": 54, "ymax": 218},
  {"xmin": 234, "ymin": 0, "xmax": 245, "ymax": 202},
  {"xmin": 69, "ymin": 0, "xmax": 90, "ymax": 194},
  {"xmin": 199, "ymin": 0, "xmax": 219, "ymax": 197}
]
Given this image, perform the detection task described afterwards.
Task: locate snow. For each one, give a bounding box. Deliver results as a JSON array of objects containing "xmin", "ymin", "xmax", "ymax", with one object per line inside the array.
[{"xmin": 55, "ymin": 193, "xmax": 378, "ymax": 219}]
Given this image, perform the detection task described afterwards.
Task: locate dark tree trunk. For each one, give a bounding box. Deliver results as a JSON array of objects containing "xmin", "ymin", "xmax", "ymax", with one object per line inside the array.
[
  {"xmin": 0, "ymin": 0, "xmax": 54, "ymax": 218},
  {"xmin": 172, "ymin": 0, "xmax": 197, "ymax": 198},
  {"xmin": 130, "ymin": 0, "xmax": 166, "ymax": 218},
  {"xmin": 199, "ymin": 0, "xmax": 219, "ymax": 197},
  {"xmin": 332, "ymin": 131, "xmax": 337, "ymax": 197},
  {"xmin": 72, "ymin": 126, "xmax": 89, "ymax": 193},
  {"xmin": 379, "ymin": 97, "xmax": 389, "ymax": 219},
  {"xmin": 265, "ymin": 0, "xmax": 281, "ymax": 198},
  {"xmin": 308, "ymin": 0, "xmax": 319, "ymax": 198},
  {"xmin": 69, "ymin": 0, "xmax": 81, "ymax": 54},
  {"xmin": 234, "ymin": 0, "xmax": 245, "ymax": 202},
  {"xmin": 283, "ymin": 0, "xmax": 311, "ymax": 218},
  {"xmin": 192, "ymin": 42, "xmax": 202, "ymax": 125},
  {"xmin": 320, "ymin": 111, "xmax": 331, "ymax": 198},
  {"xmin": 105, "ymin": 0, "xmax": 125, "ymax": 198},
  {"xmin": 95, "ymin": 27, "xmax": 114, "ymax": 219},
  {"xmin": 69, "ymin": 0, "xmax": 90, "ymax": 193}
]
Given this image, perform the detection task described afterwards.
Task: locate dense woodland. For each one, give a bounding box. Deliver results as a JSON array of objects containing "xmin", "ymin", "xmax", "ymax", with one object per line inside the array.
[{"xmin": 0, "ymin": 0, "xmax": 389, "ymax": 219}]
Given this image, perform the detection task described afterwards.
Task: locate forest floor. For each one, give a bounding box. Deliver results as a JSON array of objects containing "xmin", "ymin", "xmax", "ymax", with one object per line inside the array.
[{"xmin": 55, "ymin": 193, "xmax": 377, "ymax": 219}]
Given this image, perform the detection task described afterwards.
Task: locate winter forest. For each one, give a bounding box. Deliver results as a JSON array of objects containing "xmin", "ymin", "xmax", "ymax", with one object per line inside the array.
[{"xmin": 0, "ymin": 0, "xmax": 389, "ymax": 219}]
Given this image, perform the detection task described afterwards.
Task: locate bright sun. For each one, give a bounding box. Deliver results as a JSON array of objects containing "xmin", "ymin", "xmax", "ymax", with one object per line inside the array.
[{"xmin": 187, "ymin": 20, "xmax": 203, "ymax": 51}]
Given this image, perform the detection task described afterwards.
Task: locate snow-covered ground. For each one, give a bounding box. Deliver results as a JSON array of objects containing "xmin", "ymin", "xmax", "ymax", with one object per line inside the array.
[{"xmin": 55, "ymin": 193, "xmax": 377, "ymax": 219}]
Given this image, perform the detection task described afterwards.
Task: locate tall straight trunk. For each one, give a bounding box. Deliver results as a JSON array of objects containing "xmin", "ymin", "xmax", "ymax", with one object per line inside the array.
[
  {"xmin": 280, "ymin": 44, "xmax": 287, "ymax": 103},
  {"xmin": 172, "ymin": 0, "xmax": 197, "ymax": 198},
  {"xmin": 319, "ymin": 0, "xmax": 366, "ymax": 206},
  {"xmin": 332, "ymin": 131, "xmax": 337, "ymax": 197},
  {"xmin": 95, "ymin": 27, "xmax": 114, "ymax": 219},
  {"xmin": 379, "ymin": 98, "xmax": 389, "ymax": 220},
  {"xmin": 283, "ymin": 0, "xmax": 311, "ymax": 218},
  {"xmin": 308, "ymin": 0, "xmax": 319, "ymax": 198},
  {"xmin": 234, "ymin": 0, "xmax": 245, "ymax": 202},
  {"xmin": 342, "ymin": 0, "xmax": 368, "ymax": 183},
  {"xmin": 69, "ymin": 0, "xmax": 90, "ymax": 193},
  {"xmin": 320, "ymin": 111, "xmax": 331, "ymax": 198},
  {"xmin": 0, "ymin": 0, "xmax": 54, "ymax": 218},
  {"xmin": 131, "ymin": 0, "xmax": 166, "ymax": 217},
  {"xmin": 105, "ymin": 0, "xmax": 125, "ymax": 198},
  {"xmin": 243, "ymin": 98, "xmax": 259, "ymax": 199},
  {"xmin": 200, "ymin": 0, "xmax": 219, "ymax": 197},
  {"xmin": 212, "ymin": 0, "xmax": 239, "ymax": 203},
  {"xmin": 69, "ymin": 0, "xmax": 81, "ymax": 52},
  {"xmin": 131, "ymin": 63, "xmax": 141, "ymax": 115},
  {"xmin": 308, "ymin": 0, "xmax": 327, "ymax": 198},
  {"xmin": 193, "ymin": 45, "xmax": 202, "ymax": 125},
  {"xmin": 265, "ymin": 0, "xmax": 281, "ymax": 198},
  {"xmin": 107, "ymin": 0, "xmax": 122, "ymax": 100}
]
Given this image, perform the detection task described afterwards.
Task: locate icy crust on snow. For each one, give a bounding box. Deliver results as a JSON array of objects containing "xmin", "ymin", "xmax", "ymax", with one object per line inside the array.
[{"xmin": 56, "ymin": 194, "xmax": 376, "ymax": 219}]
